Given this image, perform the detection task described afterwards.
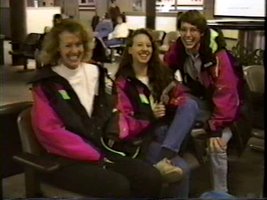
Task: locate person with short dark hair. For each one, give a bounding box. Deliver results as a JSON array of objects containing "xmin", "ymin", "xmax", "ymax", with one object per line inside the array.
[
  {"xmin": 31, "ymin": 19, "xmax": 162, "ymax": 198},
  {"xmin": 52, "ymin": 13, "xmax": 63, "ymax": 27},
  {"xmin": 164, "ymin": 10, "xmax": 243, "ymax": 193},
  {"xmin": 108, "ymin": 0, "xmax": 121, "ymax": 28},
  {"xmin": 91, "ymin": 11, "xmax": 100, "ymax": 31}
]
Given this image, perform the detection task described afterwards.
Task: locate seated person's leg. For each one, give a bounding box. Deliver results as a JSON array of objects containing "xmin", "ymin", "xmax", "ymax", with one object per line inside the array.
[
  {"xmin": 165, "ymin": 156, "xmax": 191, "ymax": 198},
  {"xmin": 145, "ymin": 141, "xmax": 190, "ymax": 198},
  {"xmin": 160, "ymin": 98, "xmax": 200, "ymax": 156},
  {"xmin": 193, "ymin": 97, "xmax": 232, "ymax": 192},
  {"xmin": 208, "ymin": 128, "xmax": 232, "ymax": 193},
  {"xmin": 43, "ymin": 160, "xmax": 131, "ymax": 197},
  {"xmin": 107, "ymin": 157, "xmax": 162, "ymax": 198}
]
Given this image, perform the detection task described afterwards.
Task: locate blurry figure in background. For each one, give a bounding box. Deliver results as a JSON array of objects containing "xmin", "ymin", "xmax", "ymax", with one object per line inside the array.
[
  {"xmin": 105, "ymin": 14, "xmax": 129, "ymax": 47},
  {"xmin": 108, "ymin": 0, "xmax": 121, "ymax": 28},
  {"xmin": 95, "ymin": 13, "xmax": 113, "ymax": 40},
  {"xmin": 91, "ymin": 11, "xmax": 100, "ymax": 31},
  {"xmin": 43, "ymin": 26, "xmax": 52, "ymax": 33},
  {"xmin": 108, "ymin": 14, "xmax": 129, "ymax": 40},
  {"xmin": 121, "ymin": 11, "xmax": 126, "ymax": 22},
  {"xmin": 53, "ymin": 13, "xmax": 63, "ymax": 27}
]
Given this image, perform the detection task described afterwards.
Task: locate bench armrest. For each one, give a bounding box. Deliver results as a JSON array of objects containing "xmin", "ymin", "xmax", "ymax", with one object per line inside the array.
[{"xmin": 13, "ymin": 152, "xmax": 60, "ymax": 173}]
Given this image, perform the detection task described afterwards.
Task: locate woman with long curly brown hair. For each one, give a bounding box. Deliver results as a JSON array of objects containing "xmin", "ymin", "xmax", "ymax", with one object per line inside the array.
[{"xmin": 114, "ymin": 28, "xmax": 199, "ymax": 198}]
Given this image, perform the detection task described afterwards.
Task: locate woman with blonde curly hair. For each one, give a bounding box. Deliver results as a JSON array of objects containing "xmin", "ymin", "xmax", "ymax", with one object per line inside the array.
[{"xmin": 30, "ymin": 19, "xmax": 162, "ymax": 197}]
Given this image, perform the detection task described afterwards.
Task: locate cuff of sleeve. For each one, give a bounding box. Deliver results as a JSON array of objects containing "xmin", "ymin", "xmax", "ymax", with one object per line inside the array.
[
  {"xmin": 209, "ymin": 130, "xmax": 222, "ymax": 138},
  {"xmin": 97, "ymin": 154, "xmax": 105, "ymax": 164},
  {"xmin": 205, "ymin": 121, "xmax": 222, "ymax": 137}
]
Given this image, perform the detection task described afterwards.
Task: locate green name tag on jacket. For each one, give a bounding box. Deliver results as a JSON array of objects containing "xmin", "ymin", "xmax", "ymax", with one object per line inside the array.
[
  {"xmin": 139, "ymin": 93, "xmax": 149, "ymax": 104},
  {"xmin": 58, "ymin": 89, "xmax": 71, "ymax": 100}
]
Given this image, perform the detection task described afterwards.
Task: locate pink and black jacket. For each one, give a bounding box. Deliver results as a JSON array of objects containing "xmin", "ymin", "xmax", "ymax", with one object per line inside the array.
[
  {"xmin": 30, "ymin": 65, "xmax": 112, "ymax": 163},
  {"xmin": 114, "ymin": 74, "xmax": 188, "ymax": 141},
  {"xmin": 113, "ymin": 76, "xmax": 155, "ymax": 140},
  {"xmin": 164, "ymin": 38, "xmax": 242, "ymax": 137}
]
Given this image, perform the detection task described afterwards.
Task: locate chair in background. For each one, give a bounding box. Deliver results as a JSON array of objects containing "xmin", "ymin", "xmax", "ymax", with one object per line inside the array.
[
  {"xmin": 0, "ymin": 101, "xmax": 33, "ymax": 199},
  {"xmin": 159, "ymin": 31, "xmax": 180, "ymax": 54},
  {"xmin": 13, "ymin": 107, "xmax": 84, "ymax": 198},
  {"xmin": 92, "ymin": 36, "xmax": 112, "ymax": 63},
  {"xmin": 9, "ymin": 33, "xmax": 42, "ymax": 71},
  {"xmin": 104, "ymin": 29, "xmax": 134, "ymax": 62},
  {"xmin": 243, "ymin": 65, "xmax": 264, "ymax": 152}
]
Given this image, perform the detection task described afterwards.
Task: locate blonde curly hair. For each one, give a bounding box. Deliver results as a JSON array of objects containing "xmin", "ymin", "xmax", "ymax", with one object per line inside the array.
[{"xmin": 39, "ymin": 19, "xmax": 94, "ymax": 66}]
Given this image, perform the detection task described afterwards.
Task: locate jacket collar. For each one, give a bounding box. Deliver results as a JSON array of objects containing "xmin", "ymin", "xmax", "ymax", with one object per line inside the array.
[{"xmin": 29, "ymin": 67, "xmax": 61, "ymax": 84}]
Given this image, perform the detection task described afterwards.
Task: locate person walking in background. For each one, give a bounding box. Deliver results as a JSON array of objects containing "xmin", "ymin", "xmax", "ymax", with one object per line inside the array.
[
  {"xmin": 114, "ymin": 28, "xmax": 196, "ymax": 198},
  {"xmin": 91, "ymin": 11, "xmax": 100, "ymax": 31},
  {"xmin": 164, "ymin": 10, "xmax": 243, "ymax": 193},
  {"xmin": 31, "ymin": 19, "xmax": 162, "ymax": 198},
  {"xmin": 105, "ymin": 14, "xmax": 129, "ymax": 48},
  {"xmin": 95, "ymin": 13, "xmax": 113, "ymax": 40},
  {"xmin": 52, "ymin": 13, "xmax": 63, "ymax": 27},
  {"xmin": 107, "ymin": 14, "xmax": 129, "ymax": 40},
  {"xmin": 108, "ymin": 0, "xmax": 121, "ymax": 28}
]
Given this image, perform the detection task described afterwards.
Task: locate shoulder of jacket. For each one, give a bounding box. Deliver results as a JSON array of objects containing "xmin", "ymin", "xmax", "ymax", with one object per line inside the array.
[
  {"xmin": 215, "ymin": 49, "xmax": 228, "ymax": 58},
  {"xmin": 29, "ymin": 67, "xmax": 58, "ymax": 84}
]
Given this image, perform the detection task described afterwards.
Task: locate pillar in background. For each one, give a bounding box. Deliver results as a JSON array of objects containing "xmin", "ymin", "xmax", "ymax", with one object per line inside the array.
[
  {"xmin": 203, "ymin": 0, "xmax": 214, "ymax": 20},
  {"xmin": 146, "ymin": 0, "xmax": 156, "ymax": 29},
  {"xmin": 10, "ymin": 0, "xmax": 27, "ymax": 65}
]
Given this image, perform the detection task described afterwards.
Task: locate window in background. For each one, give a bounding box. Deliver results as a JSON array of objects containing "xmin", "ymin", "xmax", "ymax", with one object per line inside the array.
[
  {"xmin": 214, "ymin": 0, "xmax": 265, "ymax": 18},
  {"xmin": 156, "ymin": 0, "xmax": 176, "ymax": 12},
  {"xmin": 78, "ymin": 0, "xmax": 95, "ymax": 11},
  {"xmin": 156, "ymin": 0, "xmax": 204, "ymax": 13},
  {"xmin": 177, "ymin": 0, "xmax": 203, "ymax": 11}
]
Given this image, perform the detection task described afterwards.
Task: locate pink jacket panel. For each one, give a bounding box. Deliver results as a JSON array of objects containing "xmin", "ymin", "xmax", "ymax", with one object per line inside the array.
[
  {"xmin": 31, "ymin": 86, "xmax": 102, "ymax": 162},
  {"xmin": 203, "ymin": 50, "xmax": 240, "ymax": 132},
  {"xmin": 116, "ymin": 79, "xmax": 151, "ymax": 140}
]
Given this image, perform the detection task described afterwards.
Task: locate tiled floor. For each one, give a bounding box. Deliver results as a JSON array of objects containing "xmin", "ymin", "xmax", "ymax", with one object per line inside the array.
[{"xmin": 1, "ymin": 40, "xmax": 265, "ymax": 199}]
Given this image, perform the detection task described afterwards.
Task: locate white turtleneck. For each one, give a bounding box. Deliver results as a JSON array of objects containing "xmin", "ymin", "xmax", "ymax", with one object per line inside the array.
[{"xmin": 52, "ymin": 63, "xmax": 99, "ymax": 117}]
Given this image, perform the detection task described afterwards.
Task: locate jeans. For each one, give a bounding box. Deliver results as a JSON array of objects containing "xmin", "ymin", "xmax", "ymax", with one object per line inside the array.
[
  {"xmin": 156, "ymin": 98, "xmax": 200, "ymax": 153},
  {"xmin": 145, "ymin": 98, "xmax": 199, "ymax": 198},
  {"xmin": 209, "ymin": 128, "xmax": 232, "ymax": 193},
  {"xmin": 146, "ymin": 141, "xmax": 190, "ymax": 198},
  {"xmin": 194, "ymin": 97, "xmax": 232, "ymax": 193}
]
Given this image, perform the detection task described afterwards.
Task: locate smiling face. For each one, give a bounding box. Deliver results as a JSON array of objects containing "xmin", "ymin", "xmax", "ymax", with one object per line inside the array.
[
  {"xmin": 128, "ymin": 33, "xmax": 153, "ymax": 67},
  {"xmin": 58, "ymin": 31, "xmax": 84, "ymax": 69},
  {"xmin": 180, "ymin": 22, "xmax": 203, "ymax": 54}
]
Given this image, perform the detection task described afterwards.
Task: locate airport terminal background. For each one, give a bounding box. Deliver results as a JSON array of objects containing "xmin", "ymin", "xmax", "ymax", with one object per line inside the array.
[{"xmin": 0, "ymin": 0, "xmax": 265, "ymax": 199}]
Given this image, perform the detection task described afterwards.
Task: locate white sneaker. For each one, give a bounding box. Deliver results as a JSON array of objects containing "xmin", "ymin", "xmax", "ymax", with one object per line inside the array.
[{"xmin": 154, "ymin": 158, "xmax": 183, "ymax": 183}]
